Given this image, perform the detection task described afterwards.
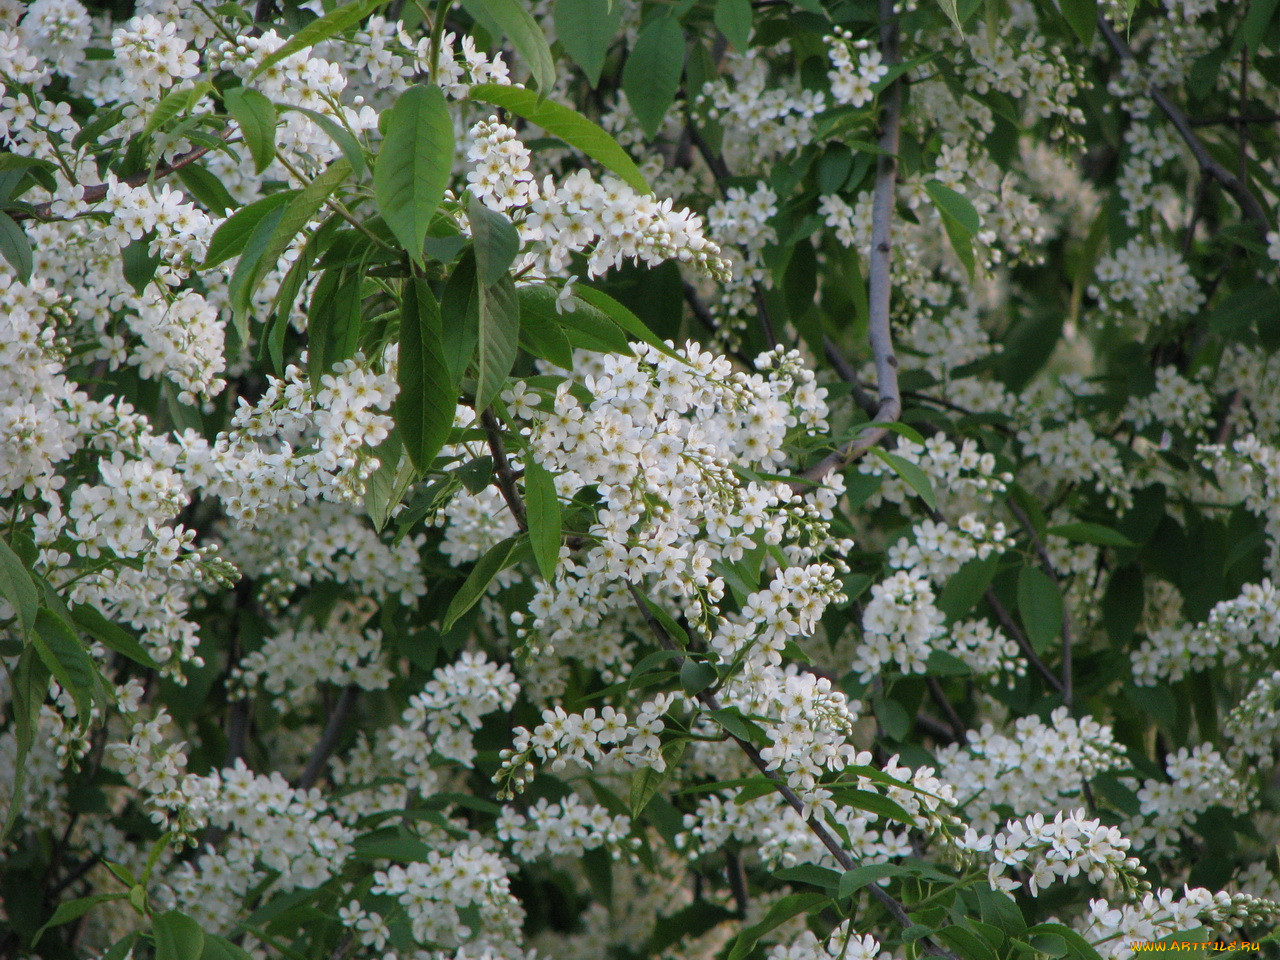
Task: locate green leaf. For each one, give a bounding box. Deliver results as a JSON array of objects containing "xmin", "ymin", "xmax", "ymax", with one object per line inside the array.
[
  {"xmin": 33, "ymin": 894, "xmax": 127, "ymax": 946},
  {"xmin": 524, "ymin": 459, "xmax": 562, "ymax": 582},
  {"xmin": 460, "ymin": 0, "xmax": 556, "ymax": 93},
  {"xmin": 554, "ymin": 0, "xmax": 622, "ymax": 86},
  {"xmin": 203, "ymin": 191, "xmax": 295, "ymax": 268},
  {"xmin": 364, "ymin": 433, "xmax": 420, "ymax": 532},
  {"xmin": 1017, "ymin": 565, "xmax": 1062, "ymax": 654},
  {"xmin": 871, "ymin": 448, "xmax": 938, "ymax": 511},
  {"xmin": 630, "ymin": 739, "xmax": 685, "ymax": 817},
  {"xmin": 143, "ymin": 81, "xmax": 212, "ymax": 138},
  {"xmin": 838, "ymin": 863, "xmax": 909, "ymax": 900},
  {"xmin": 468, "ymin": 195, "xmax": 521, "ymax": 286},
  {"xmin": 937, "ymin": 554, "xmax": 999, "ymax": 623},
  {"xmin": 70, "ymin": 604, "xmax": 158, "ymax": 669},
  {"xmin": 0, "ymin": 536, "xmax": 39, "ymax": 636},
  {"xmin": 31, "ymin": 609, "xmax": 96, "ymax": 722},
  {"xmin": 308, "ymin": 268, "xmax": 363, "ymax": 386},
  {"xmin": 122, "ymin": 236, "xmax": 161, "ymax": 295},
  {"xmin": 714, "ymin": 0, "xmax": 752, "ymax": 50},
  {"xmin": 397, "ymin": 278, "xmax": 457, "ymax": 473},
  {"xmin": 621, "ymin": 17, "xmax": 685, "ymax": 139},
  {"xmin": 153, "ymin": 910, "xmax": 205, "ymax": 960},
  {"xmin": 475, "ymin": 274, "xmax": 521, "ymax": 414},
  {"xmin": 0, "ymin": 210, "xmax": 32, "ymax": 283},
  {"xmin": 727, "ymin": 892, "xmax": 828, "ymax": 960},
  {"xmin": 518, "ymin": 292, "xmax": 575, "ymax": 368},
  {"xmin": 936, "ymin": 0, "xmax": 964, "ymax": 31},
  {"xmin": 1047, "ymin": 522, "xmax": 1134, "ymax": 548},
  {"xmin": 280, "ymin": 105, "xmax": 368, "ymax": 177},
  {"xmin": 1059, "ymin": 0, "xmax": 1097, "ymax": 44},
  {"xmin": 926, "ymin": 181, "xmax": 979, "ymax": 279},
  {"xmin": 250, "ymin": 0, "xmax": 386, "ymax": 79},
  {"xmin": 223, "ymin": 86, "xmax": 277, "ymax": 174},
  {"xmin": 200, "ymin": 934, "xmax": 255, "ymax": 960},
  {"xmin": 679, "ymin": 658, "xmax": 717, "ymax": 697},
  {"xmin": 442, "ymin": 535, "xmax": 523, "ymax": 630},
  {"xmin": 1237, "ymin": 0, "xmax": 1279, "ymax": 53},
  {"xmin": 3, "ymin": 646, "xmax": 48, "ymax": 840},
  {"xmin": 441, "ymin": 251, "xmax": 481, "ymax": 381},
  {"xmin": 467, "ymin": 84, "xmax": 649, "ymax": 194},
  {"xmin": 374, "ymin": 84, "xmax": 454, "ymax": 264},
  {"xmin": 573, "ymin": 285, "xmax": 675, "ymax": 356}
]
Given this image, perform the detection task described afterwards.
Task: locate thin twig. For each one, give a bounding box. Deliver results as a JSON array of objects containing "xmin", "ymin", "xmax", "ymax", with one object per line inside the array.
[
  {"xmin": 10, "ymin": 133, "xmax": 231, "ymax": 223},
  {"xmin": 1097, "ymin": 16, "xmax": 1269, "ymax": 232},
  {"xmin": 823, "ymin": 335, "xmax": 878, "ymax": 416},
  {"xmin": 985, "ymin": 586, "xmax": 1065, "ymax": 695},
  {"xmin": 1188, "ymin": 113, "xmax": 1280, "ymax": 127},
  {"xmin": 725, "ymin": 851, "xmax": 749, "ymax": 917},
  {"xmin": 925, "ymin": 678, "xmax": 965, "ymax": 740},
  {"xmin": 481, "ymin": 409, "xmax": 527, "ymax": 532},
  {"xmin": 796, "ymin": 0, "xmax": 903, "ymax": 490},
  {"xmin": 296, "ymin": 684, "xmax": 358, "ymax": 790}
]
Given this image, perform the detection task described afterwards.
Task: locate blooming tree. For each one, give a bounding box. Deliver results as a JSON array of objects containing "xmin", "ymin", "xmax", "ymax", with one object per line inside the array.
[{"xmin": 2, "ymin": 0, "xmax": 1280, "ymax": 958}]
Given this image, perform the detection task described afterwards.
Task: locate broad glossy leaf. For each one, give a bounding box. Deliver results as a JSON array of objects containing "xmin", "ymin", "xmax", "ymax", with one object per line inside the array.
[
  {"xmin": 153, "ymin": 910, "xmax": 204, "ymax": 960},
  {"xmin": 468, "ymin": 195, "xmax": 520, "ymax": 286},
  {"xmin": 524, "ymin": 459, "xmax": 562, "ymax": 582},
  {"xmin": 0, "ymin": 536, "xmax": 38, "ymax": 635},
  {"xmin": 374, "ymin": 84, "xmax": 454, "ymax": 263},
  {"xmin": 714, "ymin": 0, "xmax": 752, "ymax": 50},
  {"xmin": 0, "ymin": 211, "xmax": 32, "ymax": 283},
  {"xmin": 203, "ymin": 191, "xmax": 295, "ymax": 268},
  {"xmin": 397, "ymin": 278, "xmax": 456, "ymax": 473},
  {"xmin": 475, "ymin": 274, "xmax": 520, "ymax": 414},
  {"xmin": 621, "ymin": 17, "xmax": 685, "ymax": 139},
  {"xmin": 1017, "ymin": 565, "xmax": 1062, "ymax": 654},
  {"xmin": 443, "ymin": 535, "xmax": 524, "ymax": 630},
  {"xmin": 223, "ymin": 86, "xmax": 277, "ymax": 173},
  {"xmin": 554, "ymin": 0, "xmax": 622, "ymax": 86}
]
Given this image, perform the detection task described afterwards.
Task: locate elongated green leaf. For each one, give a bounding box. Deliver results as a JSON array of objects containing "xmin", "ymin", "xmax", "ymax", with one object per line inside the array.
[
  {"xmin": 679, "ymin": 658, "xmax": 717, "ymax": 697},
  {"xmin": 70, "ymin": 604, "xmax": 158, "ymax": 669},
  {"xmin": 374, "ymin": 84, "xmax": 454, "ymax": 264},
  {"xmin": 714, "ymin": 0, "xmax": 752, "ymax": 50},
  {"xmin": 622, "ymin": 17, "xmax": 685, "ymax": 139},
  {"xmin": 937, "ymin": 0, "xmax": 963, "ymax": 31},
  {"xmin": 728, "ymin": 892, "xmax": 828, "ymax": 960},
  {"xmin": 200, "ymin": 934, "xmax": 254, "ymax": 960},
  {"xmin": 475, "ymin": 274, "xmax": 520, "ymax": 413},
  {"xmin": 0, "ymin": 536, "xmax": 38, "ymax": 636},
  {"xmin": 871, "ymin": 448, "xmax": 938, "ymax": 511},
  {"xmin": 459, "ymin": 0, "xmax": 556, "ymax": 93},
  {"xmin": 223, "ymin": 87, "xmax": 277, "ymax": 173},
  {"xmin": 250, "ymin": 0, "xmax": 386, "ymax": 79},
  {"xmin": 33, "ymin": 894, "xmax": 127, "ymax": 946},
  {"xmin": 467, "ymin": 84, "xmax": 650, "ymax": 194},
  {"xmin": 937, "ymin": 553, "xmax": 999, "ymax": 623},
  {"xmin": 518, "ymin": 290, "xmax": 575, "ymax": 368},
  {"xmin": 468, "ymin": 195, "xmax": 520, "ymax": 286},
  {"xmin": 441, "ymin": 251, "xmax": 481, "ymax": 382},
  {"xmin": 397, "ymin": 279, "xmax": 457, "ymax": 473},
  {"xmin": 143, "ymin": 81, "xmax": 212, "ymax": 138},
  {"xmin": 0, "ymin": 211, "xmax": 32, "ymax": 283},
  {"xmin": 1059, "ymin": 0, "xmax": 1097, "ymax": 44},
  {"xmin": 2, "ymin": 646, "xmax": 48, "ymax": 840},
  {"xmin": 308, "ymin": 267, "xmax": 363, "ymax": 386},
  {"xmin": 838, "ymin": 863, "xmax": 910, "ymax": 900},
  {"xmin": 572, "ymin": 285, "xmax": 677, "ymax": 355},
  {"xmin": 203, "ymin": 191, "xmax": 295, "ymax": 268},
  {"xmin": 1017, "ymin": 565, "xmax": 1062, "ymax": 654},
  {"xmin": 524, "ymin": 459, "xmax": 562, "ymax": 582},
  {"xmin": 554, "ymin": 0, "xmax": 622, "ymax": 86},
  {"xmin": 153, "ymin": 910, "xmax": 204, "ymax": 960},
  {"xmin": 926, "ymin": 180, "xmax": 979, "ymax": 279},
  {"xmin": 31, "ymin": 609, "xmax": 96, "ymax": 722},
  {"xmin": 443, "ymin": 535, "xmax": 523, "ymax": 630},
  {"xmin": 630, "ymin": 739, "xmax": 685, "ymax": 817},
  {"xmin": 1047, "ymin": 522, "xmax": 1134, "ymax": 548}
]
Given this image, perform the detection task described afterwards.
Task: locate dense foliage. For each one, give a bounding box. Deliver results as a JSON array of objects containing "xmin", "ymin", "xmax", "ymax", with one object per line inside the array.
[{"xmin": 2, "ymin": 0, "xmax": 1280, "ymax": 958}]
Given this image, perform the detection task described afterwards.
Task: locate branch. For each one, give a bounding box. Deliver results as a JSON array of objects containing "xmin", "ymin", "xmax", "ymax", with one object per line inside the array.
[
  {"xmin": 985, "ymin": 586, "xmax": 1065, "ymax": 695},
  {"xmin": 296, "ymin": 684, "xmax": 358, "ymax": 790},
  {"xmin": 9, "ymin": 133, "xmax": 231, "ymax": 223},
  {"xmin": 481, "ymin": 409, "xmax": 528, "ymax": 532},
  {"xmin": 1097, "ymin": 16, "xmax": 1269, "ymax": 233},
  {"xmin": 795, "ymin": 0, "xmax": 903, "ymax": 491}
]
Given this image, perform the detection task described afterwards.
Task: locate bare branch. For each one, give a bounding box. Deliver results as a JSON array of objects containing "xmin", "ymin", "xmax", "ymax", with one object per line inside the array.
[
  {"xmin": 296, "ymin": 684, "xmax": 358, "ymax": 790},
  {"xmin": 481, "ymin": 409, "xmax": 528, "ymax": 533},
  {"xmin": 794, "ymin": 0, "xmax": 903, "ymax": 492},
  {"xmin": 1097, "ymin": 16, "xmax": 1270, "ymax": 233},
  {"xmin": 1005, "ymin": 499, "xmax": 1076, "ymax": 706}
]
